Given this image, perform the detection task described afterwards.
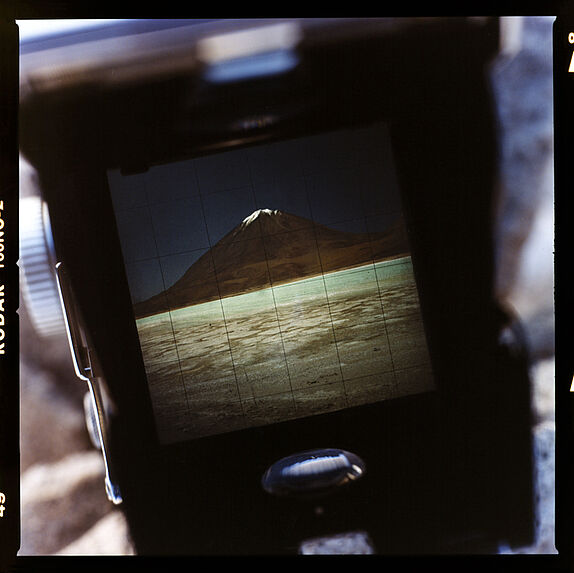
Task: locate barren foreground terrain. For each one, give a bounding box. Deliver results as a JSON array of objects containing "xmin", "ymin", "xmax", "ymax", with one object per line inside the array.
[{"xmin": 136, "ymin": 256, "xmax": 434, "ymax": 444}]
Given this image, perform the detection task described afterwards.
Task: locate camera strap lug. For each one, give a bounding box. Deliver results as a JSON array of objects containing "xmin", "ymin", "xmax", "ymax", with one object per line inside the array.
[{"xmin": 54, "ymin": 262, "xmax": 123, "ymax": 505}]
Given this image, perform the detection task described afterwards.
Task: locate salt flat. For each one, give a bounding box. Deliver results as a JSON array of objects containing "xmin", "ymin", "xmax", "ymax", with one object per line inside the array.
[{"xmin": 137, "ymin": 256, "xmax": 434, "ymax": 444}]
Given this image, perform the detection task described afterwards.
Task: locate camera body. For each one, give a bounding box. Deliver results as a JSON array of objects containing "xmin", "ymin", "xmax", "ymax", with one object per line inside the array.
[{"xmin": 19, "ymin": 18, "xmax": 534, "ymax": 554}]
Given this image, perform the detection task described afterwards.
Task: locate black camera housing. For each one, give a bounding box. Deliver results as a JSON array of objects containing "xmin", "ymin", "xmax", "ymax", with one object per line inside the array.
[{"xmin": 19, "ymin": 18, "xmax": 534, "ymax": 554}]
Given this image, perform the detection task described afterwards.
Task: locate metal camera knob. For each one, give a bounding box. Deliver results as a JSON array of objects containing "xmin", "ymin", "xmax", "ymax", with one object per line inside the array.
[
  {"xmin": 19, "ymin": 165, "xmax": 66, "ymax": 338},
  {"xmin": 262, "ymin": 448, "xmax": 366, "ymax": 497}
]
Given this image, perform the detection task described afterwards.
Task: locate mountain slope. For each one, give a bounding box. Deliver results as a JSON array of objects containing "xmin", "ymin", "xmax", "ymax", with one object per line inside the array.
[{"xmin": 134, "ymin": 209, "xmax": 409, "ymax": 318}]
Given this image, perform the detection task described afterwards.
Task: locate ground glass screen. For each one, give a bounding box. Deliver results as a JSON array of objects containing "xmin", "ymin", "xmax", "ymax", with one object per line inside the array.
[{"xmin": 108, "ymin": 123, "xmax": 435, "ymax": 444}]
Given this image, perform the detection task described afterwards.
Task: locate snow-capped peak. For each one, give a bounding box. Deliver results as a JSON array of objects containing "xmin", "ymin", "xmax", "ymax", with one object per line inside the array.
[{"xmin": 241, "ymin": 208, "xmax": 279, "ymax": 226}]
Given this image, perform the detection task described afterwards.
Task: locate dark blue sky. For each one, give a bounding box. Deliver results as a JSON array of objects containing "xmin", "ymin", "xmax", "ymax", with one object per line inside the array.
[{"xmin": 108, "ymin": 122, "xmax": 403, "ymax": 304}]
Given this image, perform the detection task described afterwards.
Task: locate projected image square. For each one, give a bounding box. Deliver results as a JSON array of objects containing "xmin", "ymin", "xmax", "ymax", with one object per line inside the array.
[{"xmin": 108, "ymin": 123, "xmax": 434, "ymax": 444}]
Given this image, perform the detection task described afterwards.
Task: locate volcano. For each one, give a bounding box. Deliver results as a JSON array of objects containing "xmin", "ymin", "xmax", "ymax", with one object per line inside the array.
[{"xmin": 134, "ymin": 209, "xmax": 409, "ymax": 318}]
